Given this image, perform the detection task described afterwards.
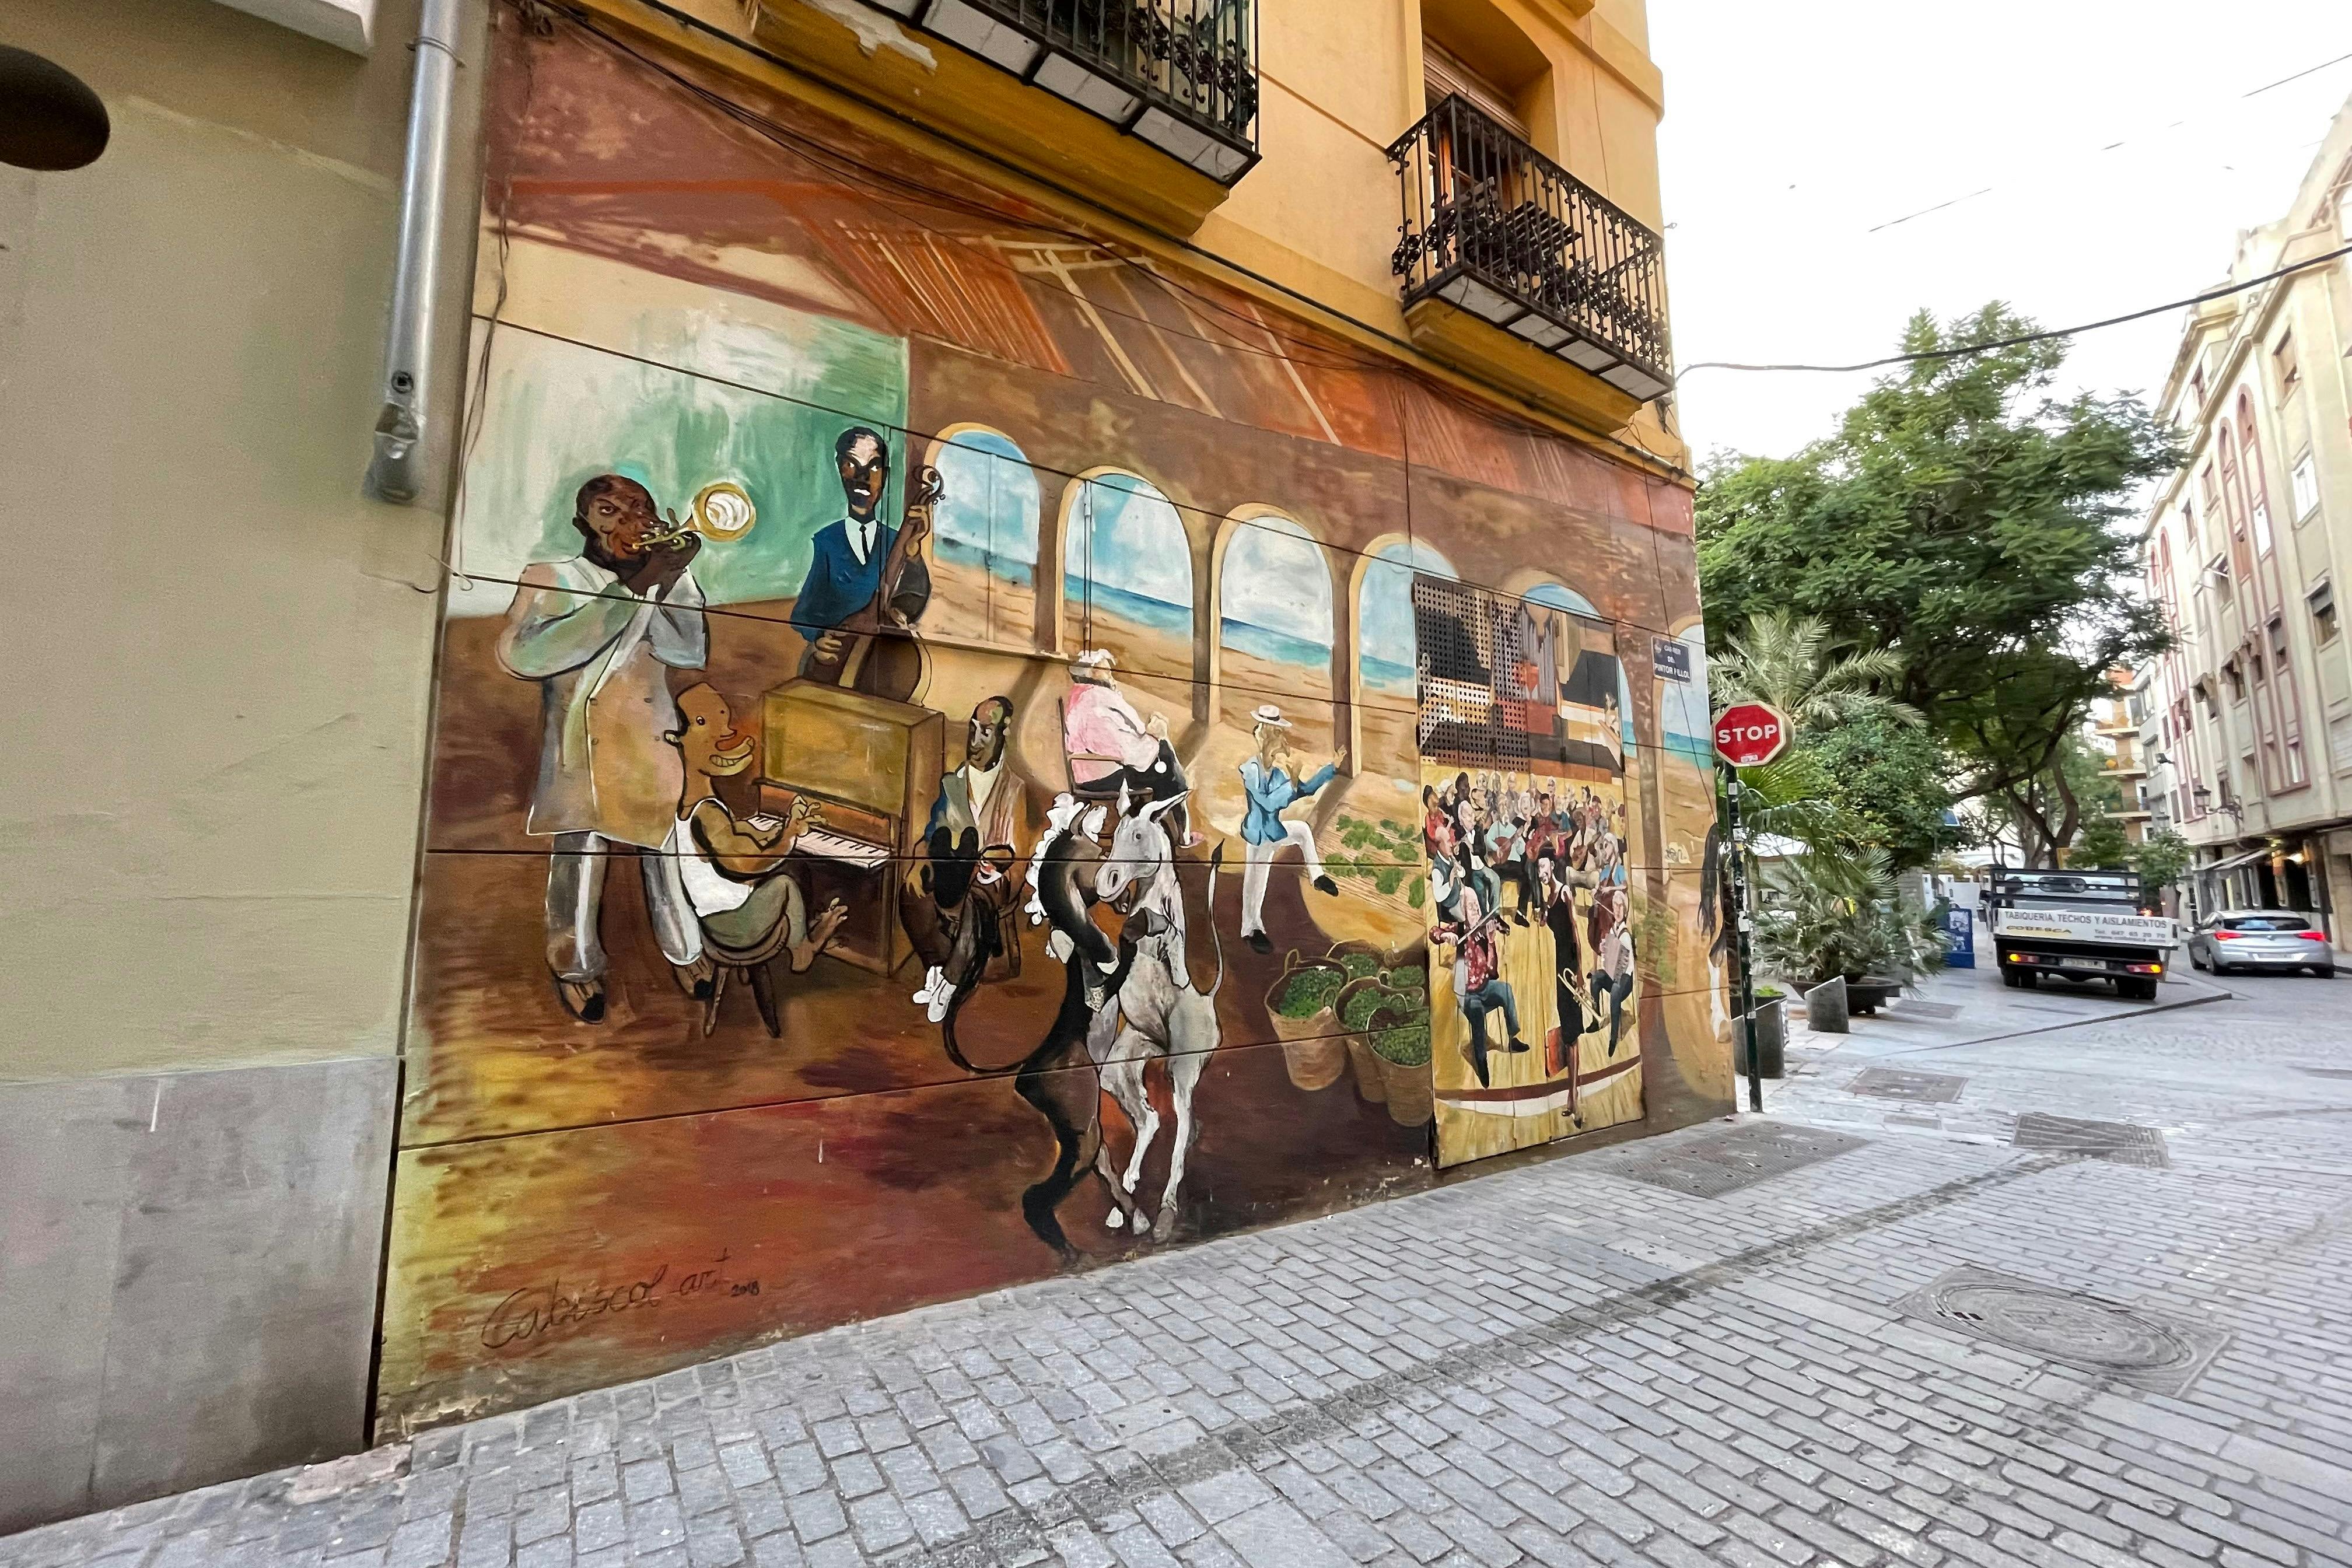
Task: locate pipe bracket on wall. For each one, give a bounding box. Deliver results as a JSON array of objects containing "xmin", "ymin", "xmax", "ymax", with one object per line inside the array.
[{"xmin": 366, "ymin": 0, "xmax": 466, "ymax": 505}]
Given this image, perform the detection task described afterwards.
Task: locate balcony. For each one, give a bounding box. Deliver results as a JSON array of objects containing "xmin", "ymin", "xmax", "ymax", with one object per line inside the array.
[
  {"xmin": 671, "ymin": 0, "xmax": 1258, "ymax": 231},
  {"xmin": 891, "ymin": 0, "xmax": 1257, "ymax": 180},
  {"xmin": 1389, "ymin": 94, "xmax": 1672, "ymax": 424}
]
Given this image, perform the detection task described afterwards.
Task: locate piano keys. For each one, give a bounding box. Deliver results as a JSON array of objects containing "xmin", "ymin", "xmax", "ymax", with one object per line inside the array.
[{"xmin": 757, "ymin": 678, "xmax": 944, "ymax": 975}]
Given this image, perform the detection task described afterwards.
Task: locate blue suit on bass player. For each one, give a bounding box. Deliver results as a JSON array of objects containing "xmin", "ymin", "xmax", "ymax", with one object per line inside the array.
[{"xmin": 791, "ymin": 426, "xmax": 931, "ymax": 670}]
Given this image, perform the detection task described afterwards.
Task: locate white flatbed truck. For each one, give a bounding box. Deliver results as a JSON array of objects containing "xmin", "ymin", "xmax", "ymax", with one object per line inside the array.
[{"xmin": 1985, "ymin": 869, "xmax": 2175, "ymax": 1002}]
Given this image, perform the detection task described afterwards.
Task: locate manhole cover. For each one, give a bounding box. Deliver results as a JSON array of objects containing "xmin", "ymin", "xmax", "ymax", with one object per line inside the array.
[
  {"xmin": 1898, "ymin": 1266, "xmax": 2230, "ymax": 1394},
  {"xmin": 2012, "ymin": 1112, "xmax": 2169, "ymax": 1167},
  {"xmin": 1888, "ymin": 1001, "xmax": 1962, "ymax": 1021},
  {"xmin": 1850, "ymin": 1068, "xmax": 1966, "ymax": 1104},
  {"xmin": 1607, "ymin": 1122, "xmax": 1868, "ymax": 1198}
]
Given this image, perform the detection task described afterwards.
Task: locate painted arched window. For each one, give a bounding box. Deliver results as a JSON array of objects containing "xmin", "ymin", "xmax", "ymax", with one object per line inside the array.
[
  {"xmin": 930, "ymin": 428, "xmax": 1041, "ymax": 647},
  {"xmin": 1063, "ymin": 471, "xmax": 1193, "ymax": 670},
  {"xmin": 1355, "ymin": 540, "xmax": 1456, "ymax": 699},
  {"xmin": 1219, "ymin": 512, "xmax": 1335, "ymax": 701}
]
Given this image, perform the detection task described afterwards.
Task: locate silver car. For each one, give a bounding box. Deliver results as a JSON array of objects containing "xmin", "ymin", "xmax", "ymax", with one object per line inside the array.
[{"xmin": 2187, "ymin": 911, "xmax": 2336, "ymax": 978}]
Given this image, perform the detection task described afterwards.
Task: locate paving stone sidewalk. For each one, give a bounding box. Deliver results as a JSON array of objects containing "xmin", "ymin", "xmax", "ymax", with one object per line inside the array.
[{"xmin": 9, "ymin": 977, "xmax": 2352, "ymax": 1568}]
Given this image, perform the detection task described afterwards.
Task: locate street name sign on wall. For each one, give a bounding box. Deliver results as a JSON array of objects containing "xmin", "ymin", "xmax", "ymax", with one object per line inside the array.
[{"xmin": 1713, "ymin": 701, "xmax": 1791, "ymax": 768}]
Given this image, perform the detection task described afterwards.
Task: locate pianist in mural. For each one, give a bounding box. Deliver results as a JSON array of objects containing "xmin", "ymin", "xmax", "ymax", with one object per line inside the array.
[
  {"xmin": 664, "ymin": 684, "xmax": 850, "ymax": 971},
  {"xmin": 496, "ymin": 473, "xmax": 711, "ymax": 1025},
  {"xmin": 904, "ymin": 695, "xmax": 1040, "ymax": 1023},
  {"xmin": 790, "ymin": 425, "xmax": 932, "ymax": 671}
]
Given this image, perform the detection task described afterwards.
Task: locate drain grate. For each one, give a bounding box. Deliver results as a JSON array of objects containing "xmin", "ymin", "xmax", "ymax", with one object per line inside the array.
[
  {"xmin": 1850, "ymin": 1068, "xmax": 1966, "ymax": 1104},
  {"xmin": 2011, "ymin": 1112, "xmax": 2169, "ymax": 1167},
  {"xmin": 1888, "ymin": 1000, "xmax": 1963, "ymax": 1021},
  {"xmin": 1607, "ymin": 1122, "xmax": 1869, "ymax": 1198},
  {"xmin": 1898, "ymin": 1266, "xmax": 2230, "ymax": 1394}
]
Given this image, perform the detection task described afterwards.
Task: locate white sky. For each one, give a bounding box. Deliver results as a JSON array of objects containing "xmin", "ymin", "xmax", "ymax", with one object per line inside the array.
[{"xmin": 1653, "ymin": 2, "xmax": 2352, "ymax": 463}]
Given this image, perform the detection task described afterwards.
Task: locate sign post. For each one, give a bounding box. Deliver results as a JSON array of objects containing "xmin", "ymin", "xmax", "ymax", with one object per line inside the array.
[{"xmin": 1713, "ymin": 701, "xmax": 1791, "ymax": 1114}]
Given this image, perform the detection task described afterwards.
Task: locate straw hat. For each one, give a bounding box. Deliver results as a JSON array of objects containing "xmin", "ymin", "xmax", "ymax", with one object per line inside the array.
[{"xmin": 1249, "ymin": 704, "xmax": 1292, "ymax": 729}]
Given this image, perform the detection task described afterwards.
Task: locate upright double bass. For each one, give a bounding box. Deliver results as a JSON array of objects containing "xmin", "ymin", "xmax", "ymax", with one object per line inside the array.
[{"xmin": 802, "ymin": 463, "xmax": 944, "ymax": 706}]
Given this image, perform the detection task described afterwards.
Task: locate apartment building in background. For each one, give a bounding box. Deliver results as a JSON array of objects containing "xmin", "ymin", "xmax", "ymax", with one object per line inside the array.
[
  {"xmin": 1, "ymin": 0, "xmax": 1721, "ymax": 1529},
  {"xmin": 2140, "ymin": 94, "xmax": 2352, "ymax": 930},
  {"xmin": 2089, "ymin": 668, "xmax": 2155, "ymax": 848}
]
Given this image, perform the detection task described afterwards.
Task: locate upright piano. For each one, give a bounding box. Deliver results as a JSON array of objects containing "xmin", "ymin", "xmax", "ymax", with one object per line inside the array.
[{"xmin": 757, "ymin": 680, "xmax": 944, "ymax": 976}]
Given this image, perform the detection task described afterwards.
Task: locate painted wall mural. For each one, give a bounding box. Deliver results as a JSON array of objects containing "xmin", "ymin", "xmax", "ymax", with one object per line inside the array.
[{"xmin": 377, "ymin": 9, "xmax": 1726, "ymax": 1436}]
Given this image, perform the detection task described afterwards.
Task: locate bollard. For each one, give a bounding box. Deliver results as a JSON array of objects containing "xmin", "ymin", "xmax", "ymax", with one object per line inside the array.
[{"xmin": 1805, "ymin": 976, "xmax": 1850, "ymax": 1035}]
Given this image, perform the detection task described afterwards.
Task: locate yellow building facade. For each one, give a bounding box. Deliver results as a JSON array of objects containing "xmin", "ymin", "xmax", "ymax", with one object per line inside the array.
[{"xmin": 0, "ymin": 0, "xmax": 1710, "ymax": 1527}]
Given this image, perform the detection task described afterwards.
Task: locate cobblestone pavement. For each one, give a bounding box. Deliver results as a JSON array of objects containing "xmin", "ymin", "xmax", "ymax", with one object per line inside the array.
[{"xmin": 11, "ymin": 976, "xmax": 2352, "ymax": 1568}]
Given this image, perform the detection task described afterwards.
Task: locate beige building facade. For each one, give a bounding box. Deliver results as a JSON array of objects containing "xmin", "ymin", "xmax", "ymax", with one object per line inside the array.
[
  {"xmin": 2140, "ymin": 94, "xmax": 2352, "ymax": 930},
  {"xmin": 0, "ymin": 0, "xmax": 1709, "ymax": 1531}
]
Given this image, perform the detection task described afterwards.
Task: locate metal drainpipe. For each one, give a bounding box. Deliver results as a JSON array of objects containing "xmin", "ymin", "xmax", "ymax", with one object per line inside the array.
[{"xmin": 365, "ymin": 0, "xmax": 465, "ymax": 504}]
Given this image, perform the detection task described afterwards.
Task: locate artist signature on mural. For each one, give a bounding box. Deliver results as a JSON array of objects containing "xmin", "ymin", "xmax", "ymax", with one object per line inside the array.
[{"xmin": 482, "ymin": 1252, "xmax": 761, "ymax": 1350}]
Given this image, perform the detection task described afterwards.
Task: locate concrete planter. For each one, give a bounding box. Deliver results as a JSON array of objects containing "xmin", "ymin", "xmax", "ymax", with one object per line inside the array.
[{"xmin": 1846, "ymin": 977, "xmax": 1901, "ymax": 1016}]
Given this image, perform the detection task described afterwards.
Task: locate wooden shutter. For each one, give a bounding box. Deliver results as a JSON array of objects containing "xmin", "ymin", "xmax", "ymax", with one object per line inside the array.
[{"xmin": 1423, "ymin": 40, "xmax": 1529, "ymax": 138}]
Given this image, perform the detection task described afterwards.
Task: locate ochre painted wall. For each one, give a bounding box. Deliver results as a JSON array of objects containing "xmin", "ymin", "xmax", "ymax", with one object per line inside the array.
[{"xmin": 0, "ymin": 0, "xmax": 450, "ymax": 1081}]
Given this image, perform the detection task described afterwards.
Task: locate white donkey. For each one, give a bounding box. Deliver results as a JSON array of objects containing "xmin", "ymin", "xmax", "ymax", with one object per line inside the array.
[{"xmin": 1088, "ymin": 789, "xmax": 1225, "ymax": 1241}]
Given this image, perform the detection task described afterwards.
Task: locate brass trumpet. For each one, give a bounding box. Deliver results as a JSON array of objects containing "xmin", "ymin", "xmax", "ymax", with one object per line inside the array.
[{"xmin": 633, "ymin": 480, "xmax": 757, "ymax": 552}]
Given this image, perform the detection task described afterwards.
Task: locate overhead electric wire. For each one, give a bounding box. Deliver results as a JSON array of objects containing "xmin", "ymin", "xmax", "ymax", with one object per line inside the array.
[
  {"xmin": 1678, "ymin": 241, "xmax": 2352, "ymax": 378},
  {"xmin": 1861, "ymin": 46, "xmax": 2352, "ymax": 236}
]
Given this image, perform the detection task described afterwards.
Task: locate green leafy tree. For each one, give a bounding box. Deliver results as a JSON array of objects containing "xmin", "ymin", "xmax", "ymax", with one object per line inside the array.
[
  {"xmin": 1697, "ymin": 305, "xmax": 2180, "ymax": 818},
  {"xmin": 2130, "ymin": 829, "xmax": 2194, "ymax": 895},
  {"xmin": 2070, "ymin": 814, "xmax": 2132, "ymax": 870},
  {"xmin": 1798, "ymin": 712, "xmax": 1955, "ymax": 872}
]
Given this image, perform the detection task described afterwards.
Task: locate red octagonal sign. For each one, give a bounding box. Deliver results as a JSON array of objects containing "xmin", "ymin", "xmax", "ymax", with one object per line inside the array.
[{"xmin": 1713, "ymin": 701, "xmax": 1791, "ymax": 768}]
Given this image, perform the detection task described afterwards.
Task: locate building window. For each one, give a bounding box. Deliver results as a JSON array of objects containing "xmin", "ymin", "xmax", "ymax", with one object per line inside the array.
[
  {"xmin": 2291, "ymin": 451, "xmax": 2320, "ymax": 521},
  {"xmin": 2224, "ymin": 659, "xmax": 2246, "ymax": 702},
  {"xmin": 2253, "ymin": 495, "xmax": 2274, "ymax": 555},
  {"xmin": 2312, "ymin": 580, "xmax": 2338, "ymax": 646},
  {"xmin": 1422, "ymin": 38, "xmax": 1531, "ymax": 139},
  {"xmin": 2190, "ymin": 366, "xmax": 2207, "ymax": 408},
  {"xmin": 2275, "ymin": 331, "xmax": 2302, "ymax": 394}
]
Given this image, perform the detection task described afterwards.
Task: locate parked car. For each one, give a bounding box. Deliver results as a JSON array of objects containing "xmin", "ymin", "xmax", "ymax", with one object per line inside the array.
[{"xmin": 2186, "ymin": 911, "xmax": 2336, "ymax": 978}]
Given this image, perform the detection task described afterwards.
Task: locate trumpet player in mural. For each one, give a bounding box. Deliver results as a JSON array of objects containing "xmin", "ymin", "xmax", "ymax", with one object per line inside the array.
[
  {"xmin": 1234, "ymin": 705, "xmax": 1343, "ymax": 955},
  {"xmin": 498, "ymin": 473, "xmax": 714, "ymax": 1024}
]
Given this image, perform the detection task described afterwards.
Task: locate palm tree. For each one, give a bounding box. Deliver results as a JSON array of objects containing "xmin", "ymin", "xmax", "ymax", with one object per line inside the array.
[{"xmin": 1709, "ymin": 612, "xmax": 1922, "ymax": 731}]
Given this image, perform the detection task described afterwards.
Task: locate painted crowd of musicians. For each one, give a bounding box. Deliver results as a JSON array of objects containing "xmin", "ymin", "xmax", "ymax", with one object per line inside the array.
[
  {"xmin": 494, "ymin": 428, "xmax": 1601, "ymax": 1068},
  {"xmin": 1423, "ymin": 769, "xmax": 1634, "ymax": 1089}
]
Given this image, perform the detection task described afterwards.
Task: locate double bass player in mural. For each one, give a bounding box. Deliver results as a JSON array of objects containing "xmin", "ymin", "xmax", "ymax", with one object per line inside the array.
[{"xmin": 793, "ymin": 424, "xmax": 938, "ymax": 696}]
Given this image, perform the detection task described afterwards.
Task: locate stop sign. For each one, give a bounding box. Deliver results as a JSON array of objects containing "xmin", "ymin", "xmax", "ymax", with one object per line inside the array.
[{"xmin": 1713, "ymin": 701, "xmax": 1791, "ymax": 768}]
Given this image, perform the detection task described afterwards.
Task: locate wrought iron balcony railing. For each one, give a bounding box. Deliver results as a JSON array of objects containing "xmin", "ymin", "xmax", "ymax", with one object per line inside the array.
[
  {"xmin": 883, "ymin": 0, "xmax": 1259, "ymax": 183},
  {"xmin": 1389, "ymin": 94, "xmax": 1672, "ymax": 401}
]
